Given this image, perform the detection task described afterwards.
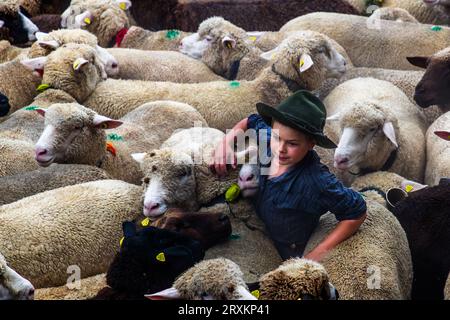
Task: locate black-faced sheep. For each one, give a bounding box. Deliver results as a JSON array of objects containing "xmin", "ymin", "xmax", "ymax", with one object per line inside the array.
[
  {"xmin": 392, "ymin": 184, "xmax": 450, "ymax": 300},
  {"xmin": 0, "ymin": 0, "xmax": 39, "ymax": 45}
]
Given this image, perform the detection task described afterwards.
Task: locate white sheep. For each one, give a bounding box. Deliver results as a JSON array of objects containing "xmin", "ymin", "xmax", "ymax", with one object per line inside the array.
[
  {"xmin": 0, "ymin": 252, "xmax": 35, "ymax": 300},
  {"xmin": 425, "ymin": 111, "xmax": 450, "ymax": 185},
  {"xmin": 35, "ymin": 33, "xmax": 347, "ymax": 131},
  {"xmin": 146, "ymin": 258, "xmax": 257, "ymax": 300},
  {"xmin": 304, "ymin": 198, "xmax": 413, "ymax": 299},
  {"xmin": 324, "ymin": 77, "xmax": 427, "ymax": 184},
  {"xmin": 280, "ymin": 12, "xmax": 450, "ymax": 71},
  {"xmin": 106, "ymin": 48, "xmax": 224, "ymax": 82},
  {"xmin": 0, "ymin": 179, "xmax": 143, "ymax": 288}
]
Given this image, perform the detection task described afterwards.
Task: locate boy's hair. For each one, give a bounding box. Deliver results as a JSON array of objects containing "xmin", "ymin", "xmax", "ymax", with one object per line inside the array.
[{"xmin": 271, "ymin": 119, "xmax": 316, "ymax": 144}]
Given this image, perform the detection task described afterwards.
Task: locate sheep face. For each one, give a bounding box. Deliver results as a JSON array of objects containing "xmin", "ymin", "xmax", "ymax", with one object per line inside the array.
[
  {"xmin": 262, "ymin": 32, "xmax": 347, "ymax": 91},
  {"xmin": 0, "ymin": 253, "xmax": 35, "ymax": 300},
  {"xmin": 132, "ymin": 150, "xmax": 198, "ymax": 219},
  {"xmin": 34, "ymin": 103, "xmax": 122, "ymax": 167},
  {"xmin": 180, "ymin": 16, "xmax": 244, "ymax": 60},
  {"xmin": 259, "ymin": 258, "xmax": 338, "ymax": 300},
  {"xmin": 328, "ymin": 102, "xmax": 398, "ymax": 172},
  {"xmin": 62, "ymin": 0, "xmax": 130, "ymax": 47},
  {"xmin": 29, "ymin": 30, "xmax": 119, "ymax": 77},
  {"xmin": 0, "ymin": 4, "xmax": 39, "ymax": 45},
  {"xmin": 148, "ymin": 258, "xmax": 256, "ymax": 300},
  {"xmin": 408, "ymin": 47, "xmax": 450, "ymax": 108},
  {"xmin": 151, "ymin": 211, "xmax": 232, "ymax": 249},
  {"xmin": 42, "ymin": 43, "xmax": 107, "ymax": 102}
]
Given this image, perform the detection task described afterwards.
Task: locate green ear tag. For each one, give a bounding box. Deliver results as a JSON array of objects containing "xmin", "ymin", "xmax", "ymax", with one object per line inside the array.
[
  {"xmin": 431, "ymin": 26, "xmax": 442, "ymax": 31},
  {"xmin": 23, "ymin": 105, "xmax": 39, "ymax": 111},
  {"xmin": 36, "ymin": 84, "xmax": 50, "ymax": 93},
  {"xmin": 225, "ymin": 183, "xmax": 241, "ymax": 202},
  {"xmin": 229, "ymin": 81, "xmax": 240, "ymax": 89},
  {"xmin": 107, "ymin": 133, "xmax": 124, "ymax": 141},
  {"xmin": 166, "ymin": 30, "xmax": 181, "ymax": 40}
]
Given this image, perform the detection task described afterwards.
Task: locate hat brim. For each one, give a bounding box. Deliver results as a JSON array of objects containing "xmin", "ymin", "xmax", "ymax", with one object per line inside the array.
[{"xmin": 256, "ymin": 102, "xmax": 337, "ymax": 149}]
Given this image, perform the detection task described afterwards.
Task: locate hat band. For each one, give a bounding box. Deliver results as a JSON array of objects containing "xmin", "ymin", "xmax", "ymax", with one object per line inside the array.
[{"xmin": 282, "ymin": 113, "xmax": 324, "ymax": 135}]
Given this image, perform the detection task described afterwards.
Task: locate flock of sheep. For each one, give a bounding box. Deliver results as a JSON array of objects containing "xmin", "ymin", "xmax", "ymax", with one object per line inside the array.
[{"xmin": 0, "ymin": 0, "xmax": 449, "ymax": 301}]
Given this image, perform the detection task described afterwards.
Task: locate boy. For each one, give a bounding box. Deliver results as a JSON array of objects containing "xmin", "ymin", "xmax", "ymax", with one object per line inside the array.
[{"xmin": 210, "ymin": 90, "xmax": 367, "ymax": 261}]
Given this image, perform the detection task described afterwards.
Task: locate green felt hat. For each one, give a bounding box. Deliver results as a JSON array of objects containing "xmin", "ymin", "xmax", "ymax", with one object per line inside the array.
[{"xmin": 256, "ymin": 90, "xmax": 337, "ymax": 149}]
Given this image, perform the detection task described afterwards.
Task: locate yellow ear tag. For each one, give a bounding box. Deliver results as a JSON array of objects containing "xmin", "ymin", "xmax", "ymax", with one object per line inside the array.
[
  {"xmin": 119, "ymin": 2, "xmax": 127, "ymax": 10},
  {"xmin": 248, "ymin": 36, "xmax": 257, "ymax": 42},
  {"xmin": 226, "ymin": 42, "xmax": 233, "ymax": 49},
  {"xmin": 156, "ymin": 252, "xmax": 166, "ymax": 262},
  {"xmin": 405, "ymin": 185, "xmax": 414, "ymax": 193},
  {"xmin": 271, "ymin": 53, "xmax": 277, "ymax": 60},
  {"xmin": 251, "ymin": 290, "xmax": 260, "ymax": 299},
  {"xmin": 73, "ymin": 60, "xmax": 80, "ymax": 70},
  {"xmin": 84, "ymin": 17, "xmax": 91, "ymax": 25},
  {"xmin": 225, "ymin": 183, "xmax": 241, "ymax": 203},
  {"xmin": 141, "ymin": 217, "xmax": 150, "ymax": 227},
  {"xmin": 299, "ymin": 59, "xmax": 305, "ymax": 68},
  {"xmin": 119, "ymin": 237, "xmax": 124, "ymax": 247},
  {"xmin": 36, "ymin": 84, "xmax": 50, "ymax": 93}
]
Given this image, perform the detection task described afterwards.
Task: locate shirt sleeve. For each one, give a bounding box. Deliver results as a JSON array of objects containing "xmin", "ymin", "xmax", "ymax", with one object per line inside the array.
[
  {"xmin": 318, "ymin": 171, "xmax": 367, "ymax": 221},
  {"xmin": 247, "ymin": 114, "xmax": 271, "ymax": 157}
]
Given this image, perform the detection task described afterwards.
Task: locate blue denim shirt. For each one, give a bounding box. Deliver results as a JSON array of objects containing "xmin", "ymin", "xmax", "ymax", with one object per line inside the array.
[{"xmin": 247, "ymin": 114, "xmax": 367, "ymax": 259}]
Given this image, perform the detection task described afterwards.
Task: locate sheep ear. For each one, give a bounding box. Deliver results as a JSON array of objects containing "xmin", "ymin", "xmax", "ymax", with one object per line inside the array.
[
  {"xmin": 131, "ymin": 152, "xmax": 147, "ymax": 164},
  {"xmin": 260, "ymin": 47, "xmax": 279, "ymax": 61},
  {"xmin": 222, "ymin": 35, "xmax": 236, "ymax": 49},
  {"xmin": 34, "ymin": 108, "xmax": 47, "ymax": 117},
  {"xmin": 73, "ymin": 57, "xmax": 89, "ymax": 71},
  {"xmin": 0, "ymin": 20, "xmax": 4, "ymax": 28},
  {"xmin": 434, "ymin": 130, "xmax": 450, "ymax": 141},
  {"xmin": 115, "ymin": 0, "xmax": 132, "ymax": 10},
  {"xmin": 246, "ymin": 31, "xmax": 265, "ymax": 43},
  {"xmin": 38, "ymin": 40, "xmax": 60, "ymax": 50},
  {"xmin": 145, "ymin": 287, "xmax": 181, "ymax": 300},
  {"xmin": 20, "ymin": 56, "xmax": 47, "ymax": 71},
  {"xmin": 406, "ymin": 56, "xmax": 429, "ymax": 69},
  {"xmin": 383, "ymin": 122, "xmax": 398, "ymax": 148},
  {"xmin": 299, "ymin": 53, "xmax": 314, "ymax": 73},
  {"xmin": 326, "ymin": 113, "xmax": 340, "ymax": 122},
  {"xmin": 236, "ymin": 285, "xmax": 258, "ymax": 300},
  {"xmin": 93, "ymin": 114, "xmax": 123, "ymax": 129},
  {"xmin": 35, "ymin": 32, "xmax": 48, "ymax": 41},
  {"xmin": 75, "ymin": 11, "xmax": 93, "ymax": 27}
]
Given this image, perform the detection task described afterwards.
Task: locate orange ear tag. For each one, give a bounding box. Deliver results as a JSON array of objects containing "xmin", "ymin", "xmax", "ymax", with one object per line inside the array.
[{"xmin": 106, "ymin": 142, "xmax": 117, "ymax": 156}]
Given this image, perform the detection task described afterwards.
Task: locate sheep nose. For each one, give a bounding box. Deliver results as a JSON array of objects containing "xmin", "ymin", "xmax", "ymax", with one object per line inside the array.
[
  {"xmin": 112, "ymin": 62, "xmax": 118, "ymax": 69},
  {"xmin": 28, "ymin": 288, "xmax": 35, "ymax": 300},
  {"xmin": 145, "ymin": 202, "xmax": 160, "ymax": 212},
  {"xmin": 239, "ymin": 173, "xmax": 254, "ymax": 182},
  {"xmin": 35, "ymin": 147, "xmax": 48, "ymax": 157},
  {"xmin": 335, "ymin": 156, "xmax": 349, "ymax": 165}
]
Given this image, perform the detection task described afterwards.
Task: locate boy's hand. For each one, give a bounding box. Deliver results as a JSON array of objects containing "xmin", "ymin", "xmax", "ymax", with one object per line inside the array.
[{"xmin": 210, "ymin": 139, "xmax": 237, "ymax": 177}]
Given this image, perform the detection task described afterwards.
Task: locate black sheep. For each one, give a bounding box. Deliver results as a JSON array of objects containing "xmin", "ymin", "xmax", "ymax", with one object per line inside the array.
[
  {"xmin": 392, "ymin": 184, "xmax": 450, "ymax": 300},
  {"xmin": 129, "ymin": 0, "xmax": 360, "ymax": 32},
  {"xmin": 0, "ymin": 92, "xmax": 10, "ymax": 117},
  {"xmin": 0, "ymin": 4, "xmax": 39, "ymax": 45},
  {"xmin": 93, "ymin": 222, "xmax": 204, "ymax": 300}
]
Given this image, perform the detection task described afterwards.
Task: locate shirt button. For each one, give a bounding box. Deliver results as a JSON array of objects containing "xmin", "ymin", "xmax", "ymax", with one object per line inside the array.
[{"xmin": 290, "ymin": 243, "xmax": 296, "ymax": 249}]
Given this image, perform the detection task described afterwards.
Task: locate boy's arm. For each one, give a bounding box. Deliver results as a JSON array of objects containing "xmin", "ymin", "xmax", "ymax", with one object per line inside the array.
[
  {"xmin": 210, "ymin": 117, "xmax": 249, "ymax": 177},
  {"xmin": 304, "ymin": 212, "xmax": 366, "ymax": 262},
  {"xmin": 304, "ymin": 171, "xmax": 368, "ymax": 262}
]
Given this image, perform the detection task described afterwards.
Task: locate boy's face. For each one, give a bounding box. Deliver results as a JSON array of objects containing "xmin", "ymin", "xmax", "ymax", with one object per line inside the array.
[{"xmin": 271, "ymin": 121, "xmax": 315, "ymax": 167}]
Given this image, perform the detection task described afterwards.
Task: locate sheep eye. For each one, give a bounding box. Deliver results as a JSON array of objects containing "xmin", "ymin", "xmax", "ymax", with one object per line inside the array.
[{"xmin": 370, "ymin": 127, "xmax": 378, "ymax": 132}]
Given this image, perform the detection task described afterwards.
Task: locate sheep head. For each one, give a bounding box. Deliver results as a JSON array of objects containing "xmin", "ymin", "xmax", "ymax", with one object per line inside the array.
[
  {"xmin": 147, "ymin": 258, "xmax": 256, "ymax": 300},
  {"xmin": 261, "ymin": 31, "xmax": 347, "ymax": 91},
  {"xmin": 34, "ymin": 102, "xmax": 122, "ymax": 167},
  {"xmin": 0, "ymin": 252, "xmax": 35, "ymax": 300},
  {"xmin": 259, "ymin": 258, "xmax": 338, "ymax": 300}
]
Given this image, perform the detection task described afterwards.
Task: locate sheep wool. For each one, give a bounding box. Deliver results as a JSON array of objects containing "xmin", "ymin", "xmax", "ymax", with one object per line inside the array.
[
  {"xmin": 425, "ymin": 111, "xmax": 450, "ymax": 185},
  {"xmin": 0, "ymin": 180, "xmax": 143, "ymax": 288}
]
